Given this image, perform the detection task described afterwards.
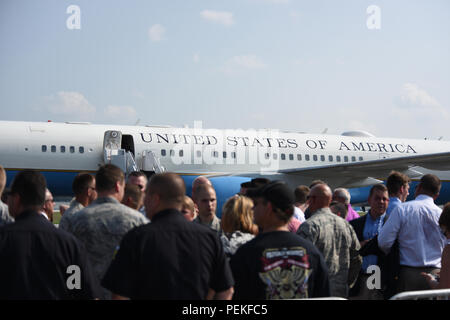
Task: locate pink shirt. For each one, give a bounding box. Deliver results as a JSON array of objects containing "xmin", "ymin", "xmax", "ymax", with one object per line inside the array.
[
  {"xmin": 346, "ymin": 204, "xmax": 360, "ymax": 221},
  {"xmin": 288, "ymin": 217, "xmax": 301, "ymax": 233}
]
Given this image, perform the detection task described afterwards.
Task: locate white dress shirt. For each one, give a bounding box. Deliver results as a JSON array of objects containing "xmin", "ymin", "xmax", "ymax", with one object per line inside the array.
[{"xmin": 378, "ymin": 194, "xmax": 445, "ymax": 268}]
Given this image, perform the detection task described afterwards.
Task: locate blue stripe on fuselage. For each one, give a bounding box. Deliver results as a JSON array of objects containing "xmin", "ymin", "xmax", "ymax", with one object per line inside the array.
[{"xmin": 5, "ymin": 170, "xmax": 250, "ymax": 217}]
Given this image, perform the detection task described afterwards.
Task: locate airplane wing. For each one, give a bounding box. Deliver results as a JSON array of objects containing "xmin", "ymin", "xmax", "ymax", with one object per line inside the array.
[
  {"xmin": 278, "ymin": 151, "xmax": 450, "ymax": 186},
  {"xmin": 204, "ymin": 151, "xmax": 450, "ymax": 188}
]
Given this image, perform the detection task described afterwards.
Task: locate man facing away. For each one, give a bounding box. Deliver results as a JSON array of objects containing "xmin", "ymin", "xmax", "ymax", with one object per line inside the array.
[
  {"xmin": 378, "ymin": 174, "xmax": 446, "ymax": 293},
  {"xmin": 332, "ymin": 188, "xmax": 360, "ymax": 222},
  {"xmin": 230, "ymin": 181, "xmax": 330, "ymax": 299},
  {"xmin": 385, "ymin": 170, "xmax": 411, "ymax": 216},
  {"xmin": 71, "ymin": 164, "xmax": 148, "ymax": 299},
  {"xmin": 297, "ymin": 183, "xmax": 361, "ymax": 298},
  {"xmin": 59, "ymin": 173, "xmax": 97, "ymax": 233},
  {"xmin": 0, "ymin": 170, "xmax": 99, "ymax": 299},
  {"xmin": 102, "ymin": 172, "xmax": 234, "ymax": 300}
]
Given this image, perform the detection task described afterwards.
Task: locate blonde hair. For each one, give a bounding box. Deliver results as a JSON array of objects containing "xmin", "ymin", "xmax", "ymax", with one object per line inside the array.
[
  {"xmin": 221, "ymin": 195, "xmax": 258, "ymax": 235},
  {"xmin": 182, "ymin": 195, "xmax": 195, "ymax": 213}
]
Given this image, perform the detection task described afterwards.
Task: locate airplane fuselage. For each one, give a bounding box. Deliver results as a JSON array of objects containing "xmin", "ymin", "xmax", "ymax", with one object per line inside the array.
[{"xmin": 1, "ymin": 121, "xmax": 450, "ymax": 209}]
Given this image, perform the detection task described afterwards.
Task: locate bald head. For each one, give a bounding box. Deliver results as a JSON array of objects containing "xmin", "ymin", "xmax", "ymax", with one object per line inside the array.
[
  {"xmin": 308, "ymin": 183, "xmax": 332, "ymax": 214},
  {"xmin": 145, "ymin": 173, "xmax": 186, "ymax": 219},
  {"xmin": 192, "ymin": 176, "xmax": 212, "ymax": 196}
]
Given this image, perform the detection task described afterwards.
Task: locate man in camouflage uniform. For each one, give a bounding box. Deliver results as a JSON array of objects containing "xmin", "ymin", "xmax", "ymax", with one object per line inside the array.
[
  {"xmin": 0, "ymin": 165, "xmax": 14, "ymax": 226},
  {"xmin": 71, "ymin": 164, "xmax": 148, "ymax": 299},
  {"xmin": 297, "ymin": 183, "xmax": 361, "ymax": 298},
  {"xmin": 193, "ymin": 184, "xmax": 221, "ymax": 233}
]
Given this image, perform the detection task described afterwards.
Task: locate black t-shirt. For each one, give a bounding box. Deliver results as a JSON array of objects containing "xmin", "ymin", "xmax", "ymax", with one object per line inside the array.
[
  {"xmin": 0, "ymin": 210, "xmax": 100, "ymax": 299},
  {"xmin": 101, "ymin": 209, "xmax": 234, "ymax": 299},
  {"xmin": 230, "ymin": 231, "xmax": 330, "ymax": 299}
]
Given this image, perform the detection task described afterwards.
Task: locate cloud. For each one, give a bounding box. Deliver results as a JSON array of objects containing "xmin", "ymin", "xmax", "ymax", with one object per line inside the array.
[
  {"xmin": 231, "ymin": 55, "xmax": 267, "ymax": 69},
  {"xmin": 193, "ymin": 53, "xmax": 200, "ymax": 63},
  {"xmin": 395, "ymin": 83, "xmax": 447, "ymax": 116},
  {"xmin": 148, "ymin": 24, "xmax": 166, "ymax": 41},
  {"xmin": 200, "ymin": 10, "xmax": 234, "ymax": 26},
  {"xmin": 45, "ymin": 91, "xmax": 95, "ymax": 118},
  {"xmin": 104, "ymin": 105, "xmax": 137, "ymax": 120},
  {"xmin": 131, "ymin": 89, "xmax": 145, "ymax": 99},
  {"xmin": 220, "ymin": 55, "xmax": 267, "ymax": 75}
]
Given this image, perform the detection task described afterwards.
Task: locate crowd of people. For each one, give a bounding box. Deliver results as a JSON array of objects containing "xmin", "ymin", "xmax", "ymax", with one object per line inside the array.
[{"xmin": 0, "ymin": 163, "xmax": 449, "ymax": 300}]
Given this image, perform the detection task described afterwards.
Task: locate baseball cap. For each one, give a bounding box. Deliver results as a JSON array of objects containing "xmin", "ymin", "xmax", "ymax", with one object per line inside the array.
[{"xmin": 249, "ymin": 181, "xmax": 294, "ymax": 212}]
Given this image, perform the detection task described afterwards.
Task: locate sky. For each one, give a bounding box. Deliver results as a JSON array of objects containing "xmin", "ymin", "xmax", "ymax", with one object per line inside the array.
[{"xmin": 0, "ymin": 0, "xmax": 449, "ymax": 140}]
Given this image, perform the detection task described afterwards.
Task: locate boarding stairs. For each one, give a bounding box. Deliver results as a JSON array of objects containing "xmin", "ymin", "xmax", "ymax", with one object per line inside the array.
[{"xmin": 103, "ymin": 130, "xmax": 165, "ymax": 177}]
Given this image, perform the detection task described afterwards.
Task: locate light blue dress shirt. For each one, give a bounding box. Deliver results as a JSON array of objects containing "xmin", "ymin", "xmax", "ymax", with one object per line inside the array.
[
  {"xmin": 362, "ymin": 211, "xmax": 385, "ymax": 272},
  {"xmin": 378, "ymin": 194, "xmax": 445, "ymax": 268},
  {"xmin": 386, "ymin": 197, "xmax": 402, "ymax": 217}
]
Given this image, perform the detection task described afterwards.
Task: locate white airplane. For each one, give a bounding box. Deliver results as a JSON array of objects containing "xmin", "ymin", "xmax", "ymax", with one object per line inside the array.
[{"xmin": 1, "ymin": 120, "xmax": 450, "ymax": 213}]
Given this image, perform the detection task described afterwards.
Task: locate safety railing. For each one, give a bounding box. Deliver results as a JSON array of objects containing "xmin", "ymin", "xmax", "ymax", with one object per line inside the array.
[{"xmin": 390, "ymin": 288, "xmax": 450, "ymax": 300}]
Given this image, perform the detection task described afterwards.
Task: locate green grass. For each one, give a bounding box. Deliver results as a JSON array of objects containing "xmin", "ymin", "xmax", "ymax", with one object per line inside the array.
[{"xmin": 53, "ymin": 211, "xmax": 62, "ymax": 225}]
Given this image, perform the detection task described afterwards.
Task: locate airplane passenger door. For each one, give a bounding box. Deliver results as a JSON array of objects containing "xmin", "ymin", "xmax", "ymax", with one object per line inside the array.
[
  {"xmin": 121, "ymin": 134, "xmax": 135, "ymax": 158},
  {"xmin": 103, "ymin": 130, "xmax": 138, "ymax": 175}
]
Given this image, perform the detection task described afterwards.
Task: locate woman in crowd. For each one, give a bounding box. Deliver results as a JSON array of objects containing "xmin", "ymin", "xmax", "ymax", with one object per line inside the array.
[{"xmin": 220, "ymin": 195, "xmax": 259, "ymax": 257}]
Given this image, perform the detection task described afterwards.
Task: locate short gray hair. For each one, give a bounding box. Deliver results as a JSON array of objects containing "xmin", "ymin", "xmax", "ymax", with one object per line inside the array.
[{"xmin": 333, "ymin": 188, "xmax": 351, "ymax": 204}]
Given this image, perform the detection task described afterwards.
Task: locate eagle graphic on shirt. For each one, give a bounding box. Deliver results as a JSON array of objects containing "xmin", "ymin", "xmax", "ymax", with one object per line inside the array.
[{"xmin": 258, "ymin": 247, "xmax": 312, "ymax": 299}]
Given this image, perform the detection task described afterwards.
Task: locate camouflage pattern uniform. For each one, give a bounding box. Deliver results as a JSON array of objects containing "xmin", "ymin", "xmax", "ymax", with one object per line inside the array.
[
  {"xmin": 297, "ymin": 207, "xmax": 362, "ymax": 298},
  {"xmin": 71, "ymin": 197, "xmax": 149, "ymax": 299},
  {"xmin": 193, "ymin": 215, "xmax": 221, "ymax": 233},
  {"xmin": 58, "ymin": 199, "xmax": 84, "ymax": 233},
  {"xmin": 0, "ymin": 201, "xmax": 14, "ymax": 227}
]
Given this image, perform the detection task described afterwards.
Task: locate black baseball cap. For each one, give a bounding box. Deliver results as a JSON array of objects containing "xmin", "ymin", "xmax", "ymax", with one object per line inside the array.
[{"xmin": 248, "ymin": 181, "xmax": 294, "ymax": 212}]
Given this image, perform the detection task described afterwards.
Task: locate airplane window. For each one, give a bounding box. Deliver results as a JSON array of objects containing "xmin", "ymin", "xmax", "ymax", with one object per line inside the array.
[
  {"xmin": 273, "ymin": 153, "xmax": 278, "ymax": 160},
  {"xmin": 223, "ymin": 152, "xmax": 227, "ymax": 158},
  {"xmin": 359, "ymin": 156, "xmax": 363, "ymax": 161},
  {"xmin": 305, "ymin": 154, "xmax": 310, "ymax": 161},
  {"xmin": 42, "ymin": 145, "xmax": 47, "ymax": 152},
  {"xmin": 213, "ymin": 151, "xmax": 218, "ymax": 158},
  {"xmin": 320, "ymin": 155, "xmax": 325, "ymax": 161},
  {"xmin": 351, "ymin": 156, "xmax": 356, "ymax": 162},
  {"xmin": 336, "ymin": 156, "xmax": 341, "ymax": 162},
  {"xmin": 344, "ymin": 156, "xmax": 348, "ymax": 162},
  {"xmin": 60, "ymin": 146, "xmax": 65, "ymax": 153},
  {"xmin": 313, "ymin": 155, "xmax": 318, "ymax": 161},
  {"xmin": 297, "ymin": 154, "xmax": 302, "ymax": 161},
  {"xmin": 70, "ymin": 146, "xmax": 75, "ymax": 153},
  {"xmin": 170, "ymin": 149, "xmax": 175, "ymax": 157},
  {"xmin": 51, "ymin": 145, "xmax": 56, "ymax": 153},
  {"xmin": 196, "ymin": 150, "xmax": 201, "ymax": 157},
  {"xmin": 329, "ymin": 155, "xmax": 333, "ymax": 162},
  {"xmin": 289, "ymin": 154, "xmax": 294, "ymax": 161},
  {"xmin": 265, "ymin": 153, "xmax": 270, "ymax": 159},
  {"xmin": 231, "ymin": 152, "xmax": 236, "ymax": 159},
  {"xmin": 161, "ymin": 149, "xmax": 166, "ymax": 156},
  {"xmin": 79, "ymin": 146, "xmax": 84, "ymax": 154},
  {"xmin": 179, "ymin": 150, "xmax": 184, "ymax": 157},
  {"xmin": 281, "ymin": 154, "xmax": 286, "ymax": 160}
]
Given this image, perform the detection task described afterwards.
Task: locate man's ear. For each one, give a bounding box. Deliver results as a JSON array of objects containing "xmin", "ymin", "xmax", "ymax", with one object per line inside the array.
[{"xmin": 114, "ymin": 180, "xmax": 122, "ymax": 193}]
